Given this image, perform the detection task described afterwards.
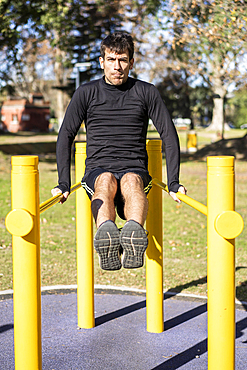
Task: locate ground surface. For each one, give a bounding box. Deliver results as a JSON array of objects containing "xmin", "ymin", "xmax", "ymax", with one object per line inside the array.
[{"xmin": 1, "ymin": 289, "xmax": 247, "ymax": 370}]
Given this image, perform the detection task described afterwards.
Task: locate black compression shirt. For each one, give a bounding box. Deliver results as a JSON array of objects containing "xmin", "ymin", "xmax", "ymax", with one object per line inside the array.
[{"xmin": 56, "ymin": 76, "xmax": 181, "ymax": 193}]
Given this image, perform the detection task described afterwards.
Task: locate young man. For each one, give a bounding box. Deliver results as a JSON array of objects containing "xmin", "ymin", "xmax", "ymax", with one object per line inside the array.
[{"xmin": 52, "ymin": 32, "xmax": 186, "ymax": 271}]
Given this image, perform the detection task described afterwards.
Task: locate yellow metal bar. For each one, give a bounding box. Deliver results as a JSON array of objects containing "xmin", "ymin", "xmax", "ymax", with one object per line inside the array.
[
  {"xmin": 75, "ymin": 142, "xmax": 95, "ymax": 328},
  {"xmin": 207, "ymin": 156, "xmax": 235, "ymax": 370},
  {"xmin": 146, "ymin": 139, "xmax": 164, "ymax": 333},
  {"xmin": 6, "ymin": 156, "xmax": 42, "ymax": 370},
  {"xmin": 40, "ymin": 182, "xmax": 81, "ymax": 213},
  {"xmin": 152, "ymin": 178, "xmax": 207, "ymax": 216}
]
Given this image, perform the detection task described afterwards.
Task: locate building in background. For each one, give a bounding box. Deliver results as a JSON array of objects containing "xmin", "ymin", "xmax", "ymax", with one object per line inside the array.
[{"xmin": 1, "ymin": 94, "xmax": 50, "ymax": 133}]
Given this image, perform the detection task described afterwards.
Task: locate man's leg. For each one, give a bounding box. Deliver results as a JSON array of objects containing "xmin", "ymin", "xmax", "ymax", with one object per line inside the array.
[
  {"xmin": 120, "ymin": 172, "xmax": 148, "ymax": 225},
  {"xmin": 91, "ymin": 172, "xmax": 117, "ymax": 228},
  {"xmin": 120, "ymin": 173, "xmax": 149, "ymax": 269},
  {"xmin": 91, "ymin": 172, "xmax": 121, "ymax": 270}
]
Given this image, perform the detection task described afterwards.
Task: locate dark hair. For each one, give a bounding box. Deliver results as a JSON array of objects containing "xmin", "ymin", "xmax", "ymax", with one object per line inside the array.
[{"xmin": 100, "ymin": 32, "xmax": 134, "ymax": 60}]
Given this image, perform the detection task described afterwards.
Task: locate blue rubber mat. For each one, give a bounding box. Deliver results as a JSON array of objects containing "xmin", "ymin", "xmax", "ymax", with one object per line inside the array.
[{"xmin": 0, "ymin": 290, "xmax": 246, "ymax": 369}]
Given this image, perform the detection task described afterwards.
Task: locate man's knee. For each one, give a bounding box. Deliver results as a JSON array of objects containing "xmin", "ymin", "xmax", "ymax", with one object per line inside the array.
[
  {"xmin": 121, "ymin": 172, "xmax": 144, "ymax": 193},
  {"xmin": 94, "ymin": 172, "xmax": 117, "ymax": 196}
]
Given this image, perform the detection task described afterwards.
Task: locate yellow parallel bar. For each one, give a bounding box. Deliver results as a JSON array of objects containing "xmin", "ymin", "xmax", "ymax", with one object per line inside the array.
[
  {"xmin": 40, "ymin": 182, "xmax": 82, "ymax": 213},
  {"xmin": 146, "ymin": 140, "xmax": 164, "ymax": 333},
  {"xmin": 207, "ymin": 156, "xmax": 235, "ymax": 370},
  {"xmin": 8, "ymin": 156, "xmax": 42, "ymax": 370},
  {"xmin": 75, "ymin": 142, "xmax": 95, "ymax": 329},
  {"xmin": 152, "ymin": 178, "xmax": 207, "ymax": 216}
]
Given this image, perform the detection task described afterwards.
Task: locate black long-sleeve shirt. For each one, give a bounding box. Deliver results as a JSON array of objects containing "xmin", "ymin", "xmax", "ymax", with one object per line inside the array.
[{"xmin": 56, "ymin": 76, "xmax": 181, "ymax": 193}]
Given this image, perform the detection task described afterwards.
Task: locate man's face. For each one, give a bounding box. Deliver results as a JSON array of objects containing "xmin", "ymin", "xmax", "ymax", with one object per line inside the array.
[{"xmin": 99, "ymin": 48, "xmax": 134, "ymax": 86}]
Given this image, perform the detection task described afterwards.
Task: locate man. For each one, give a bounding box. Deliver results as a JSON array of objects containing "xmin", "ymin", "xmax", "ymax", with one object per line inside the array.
[{"xmin": 52, "ymin": 32, "xmax": 186, "ymax": 271}]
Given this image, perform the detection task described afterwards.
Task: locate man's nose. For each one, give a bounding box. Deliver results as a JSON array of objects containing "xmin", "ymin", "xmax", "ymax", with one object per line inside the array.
[{"xmin": 114, "ymin": 59, "xmax": 121, "ymax": 69}]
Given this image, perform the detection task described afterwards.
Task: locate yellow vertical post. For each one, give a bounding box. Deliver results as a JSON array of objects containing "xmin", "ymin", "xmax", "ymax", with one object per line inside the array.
[
  {"xmin": 207, "ymin": 156, "xmax": 235, "ymax": 370},
  {"xmin": 186, "ymin": 130, "xmax": 197, "ymax": 153},
  {"xmin": 146, "ymin": 139, "xmax": 163, "ymax": 333},
  {"xmin": 6, "ymin": 156, "xmax": 42, "ymax": 370},
  {"xmin": 75, "ymin": 142, "xmax": 95, "ymax": 328}
]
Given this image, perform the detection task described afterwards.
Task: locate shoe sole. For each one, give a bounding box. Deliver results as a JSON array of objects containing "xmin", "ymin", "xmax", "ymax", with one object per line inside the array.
[
  {"xmin": 94, "ymin": 222, "xmax": 121, "ymax": 271},
  {"xmin": 120, "ymin": 221, "xmax": 148, "ymax": 269}
]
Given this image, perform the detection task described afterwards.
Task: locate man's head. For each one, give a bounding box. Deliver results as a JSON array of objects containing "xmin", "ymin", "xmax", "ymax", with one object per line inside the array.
[
  {"xmin": 99, "ymin": 32, "xmax": 134, "ymax": 86},
  {"xmin": 100, "ymin": 32, "xmax": 134, "ymax": 61}
]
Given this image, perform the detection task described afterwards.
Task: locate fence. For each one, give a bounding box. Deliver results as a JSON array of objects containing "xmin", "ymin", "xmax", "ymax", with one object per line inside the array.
[{"xmin": 5, "ymin": 140, "xmax": 244, "ymax": 370}]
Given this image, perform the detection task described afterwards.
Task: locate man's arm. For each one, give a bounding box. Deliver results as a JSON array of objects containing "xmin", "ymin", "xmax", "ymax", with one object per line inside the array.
[
  {"xmin": 53, "ymin": 87, "xmax": 88, "ymax": 200},
  {"xmin": 146, "ymin": 84, "xmax": 187, "ymax": 200}
]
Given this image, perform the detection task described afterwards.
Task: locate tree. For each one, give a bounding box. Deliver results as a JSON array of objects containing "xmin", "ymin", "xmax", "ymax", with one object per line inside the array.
[
  {"xmin": 0, "ymin": 0, "xmax": 123, "ymax": 125},
  {"xmin": 227, "ymin": 86, "xmax": 247, "ymax": 128},
  {"xmin": 141, "ymin": 0, "xmax": 247, "ymax": 135},
  {"xmin": 156, "ymin": 71, "xmax": 213, "ymax": 127},
  {"xmin": 156, "ymin": 70, "xmax": 193, "ymax": 121},
  {"xmin": 0, "ymin": 0, "xmax": 162, "ymax": 125}
]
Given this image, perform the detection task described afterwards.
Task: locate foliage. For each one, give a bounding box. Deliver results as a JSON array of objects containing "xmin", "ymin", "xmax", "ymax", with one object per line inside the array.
[
  {"xmin": 137, "ymin": 0, "xmax": 247, "ymax": 131},
  {"xmin": 156, "ymin": 70, "xmax": 192, "ymax": 120},
  {"xmin": 227, "ymin": 86, "xmax": 247, "ymax": 127},
  {"xmin": 0, "ymin": 0, "xmax": 162, "ymax": 92},
  {"xmin": 156, "ymin": 70, "xmax": 213, "ymax": 127},
  {"xmin": 0, "ymin": 1, "xmax": 123, "ymax": 93},
  {"xmin": 160, "ymin": 0, "xmax": 247, "ymax": 86}
]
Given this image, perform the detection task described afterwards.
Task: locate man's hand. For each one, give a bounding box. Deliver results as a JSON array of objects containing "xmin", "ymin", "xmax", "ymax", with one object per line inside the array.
[
  {"xmin": 169, "ymin": 186, "xmax": 187, "ymax": 203},
  {"xmin": 51, "ymin": 188, "xmax": 69, "ymax": 204}
]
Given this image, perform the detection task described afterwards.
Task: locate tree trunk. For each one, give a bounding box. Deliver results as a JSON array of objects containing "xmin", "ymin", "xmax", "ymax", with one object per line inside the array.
[
  {"xmin": 56, "ymin": 89, "xmax": 65, "ymax": 129},
  {"xmin": 207, "ymin": 75, "xmax": 226, "ymax": 136},
  {"xmin": 54, "ymin": 48, "xmax": 68, "ymax": 130}
]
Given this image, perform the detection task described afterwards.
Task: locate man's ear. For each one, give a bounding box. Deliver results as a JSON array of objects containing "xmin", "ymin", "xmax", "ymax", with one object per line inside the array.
[
  {"xmin": 129, "ymin": 58, "xmax": 134, "ymax": 70},
  {"xmin": 99, "ymin": 57, "xmax": 104, "ymax": 69}
]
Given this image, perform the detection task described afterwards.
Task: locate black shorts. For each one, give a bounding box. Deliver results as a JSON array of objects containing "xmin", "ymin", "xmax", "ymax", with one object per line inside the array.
[{"xmin": 81, "ymin": 167, "xmax": 152, "ymax": 220}]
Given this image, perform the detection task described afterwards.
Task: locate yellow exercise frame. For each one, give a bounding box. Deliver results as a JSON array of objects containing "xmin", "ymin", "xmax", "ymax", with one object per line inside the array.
[{"xmin": 5, "ymin": 140, "xmax": 244, "ymax": 370}]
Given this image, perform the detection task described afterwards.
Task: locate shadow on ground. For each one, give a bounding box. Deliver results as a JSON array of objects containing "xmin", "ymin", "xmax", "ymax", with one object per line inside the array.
[{"xmin": 180, "ymin": 134, "xmax": 247, "ymax": 162}]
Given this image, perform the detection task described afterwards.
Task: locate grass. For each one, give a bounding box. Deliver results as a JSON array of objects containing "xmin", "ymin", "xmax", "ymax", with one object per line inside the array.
[
  {"xmin": 0, "ymin": 134, "xmax": 247, "ymax": 303},
  {"xmin": 162, "ymin": 160, "xmax": 207, "ymax": 296}
]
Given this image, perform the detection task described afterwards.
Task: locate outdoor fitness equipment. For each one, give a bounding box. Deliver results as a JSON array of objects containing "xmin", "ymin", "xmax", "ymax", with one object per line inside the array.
[{"xmin": 5, "ymin": 140, "xmax": 244, "ymax": 370}]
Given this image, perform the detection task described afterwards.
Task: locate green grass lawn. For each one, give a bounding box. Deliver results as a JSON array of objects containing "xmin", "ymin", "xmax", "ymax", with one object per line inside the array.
[
  {"xmin": 148, "ymin": 127, "xmax": 247, "ymax": 152},
  {"xmin": 0, "ymin": 137, "xmax": 246, "ymax": 302}
]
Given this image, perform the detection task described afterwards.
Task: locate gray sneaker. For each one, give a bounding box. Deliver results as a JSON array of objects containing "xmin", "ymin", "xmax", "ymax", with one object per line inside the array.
[
  {"xmin": 94, "ymin": 221, "xmax": 122, "ymax": 271},
  {"xmin": 120, "ymin": 220, "xmax": 148, "ymax": 269}
]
